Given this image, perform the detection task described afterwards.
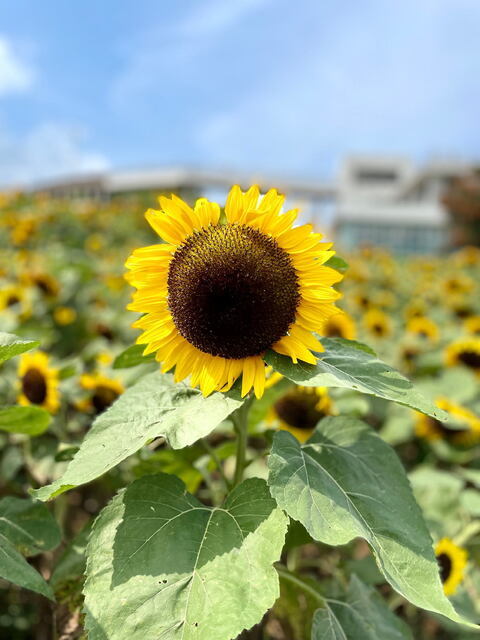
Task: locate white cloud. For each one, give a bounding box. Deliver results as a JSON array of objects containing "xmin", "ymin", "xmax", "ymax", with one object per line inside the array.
[
  {"xmin": 0, "ymin": 37, "xmax": 33, "ymax": 95},
  {"xmin": 0, "ymin": 122, "xmax": 109, "ymax": 187}
]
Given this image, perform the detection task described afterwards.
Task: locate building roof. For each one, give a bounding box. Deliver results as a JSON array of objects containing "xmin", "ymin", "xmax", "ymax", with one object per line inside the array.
[{"xmin": 336, "ymin": 202, "xmax": 449, "ymax": 227}]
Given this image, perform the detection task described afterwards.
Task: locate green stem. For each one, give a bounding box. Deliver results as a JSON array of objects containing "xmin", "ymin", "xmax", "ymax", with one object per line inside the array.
[
  {"xmin": 232, "ymin": 396, "xmax": 253, "ymax": 487},
  {"xmin": 275, "ymin": 566, "xmax": 325, "ymax": 605},
  {"xmin": 201, "ymin": 437, "xmax": 231, "ymax": 490}
]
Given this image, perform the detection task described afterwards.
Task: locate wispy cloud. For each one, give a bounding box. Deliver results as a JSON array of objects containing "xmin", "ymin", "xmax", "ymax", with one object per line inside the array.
[
  {"xmin": 0, "ymin": 36, "xmax": 34, "ymax": 95},
  {"xmin": 0, "ymin": 122, "xmax": 109, "ymax": 187}
]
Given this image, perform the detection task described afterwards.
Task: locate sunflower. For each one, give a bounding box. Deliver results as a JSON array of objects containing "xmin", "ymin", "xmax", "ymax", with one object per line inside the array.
[
  {"xmin": 18, "ymin": 352, "xmax": 60, "ymax": 413},
  {"xmin": 435, "ymin": 538, "xmax": 468, "ymax": 596},
  {"xmin": 320, "ymin": 311, "xmax": 356, "ymax": 340},
  {"xmin": 0, "ymin": 285, "xmax": 30, "ymax": 317},
  {"xmin": 79, "ymin": 373, "xmax": 124, "ymax": 414},
  {"xmin": 125, "ymin": 186, "xmax": 342, "ymax": 398},
  {"xmin": 269, "ymin": 386, "xmax": 336, "ymax": 443},
  {"xmin": 363, "ymin": 308, "xmax": 392, "ymax": 339},
  {"xmin": 53, "ymin": 306, "xmax": 77, "ymax": 326},
  {"xmin": 464, "ymin": 316, "xmax": 480, "ymax": 336},
  {"xmin": 406, "ymin": 317, "xmax": 440, "ymax": 343},
  {"xmin": 445, "ymin": 339, "xmax": 480, "ymax": 376},
  {"xmin": 415, "ymin": 397, "xmax": 480, "ymax": 446},
  {"xmin": 442, "ymin": 274, "xmax": 475, "ymax": 296}
]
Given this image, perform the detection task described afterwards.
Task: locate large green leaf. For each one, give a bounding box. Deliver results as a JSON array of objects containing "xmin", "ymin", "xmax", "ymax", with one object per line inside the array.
[
  {"xmin": 0, "ymin": 496, "xmax": 61, "ymax": 555},
  {"xmin": 267, "ymin": 417, "xmax": 472, "ymax": 626},
  {"xmin": 312, "ymin": 575, "xmax": 413, "ymax": 639},
  {"xmin": 0, "ymin": 406, "xmax": 51, "ymax": 436},
  {"xmin": 265, "ymin": 337, "xmax": 447, "ymax": 420},
  {"xmin": 84, "ymin": 474, "xmax": 288, "ymax": 640},
  {"xmin": 33, "ymin": 372, "xmax": 244, "ymax": 501},
  {"xmin": 0, "ymin": 332, "xmax": 39, "ymax": 364},
  {"xmin": 0, "ymin": 532, "xmax": 54, "ymax": 600}
]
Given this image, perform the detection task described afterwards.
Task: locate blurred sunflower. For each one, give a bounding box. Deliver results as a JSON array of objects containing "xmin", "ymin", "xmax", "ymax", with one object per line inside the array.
[
  {"xmin": 404, "ymin": 300, "xmax": 427, "ymax": 320},
  {"xmin": 415, "ymin": 397, "xmax": 480, "ymax": 446},
  {"xmin": 320, "ymin": 311, "xmax": 356, "ymax": 340},
  {"xmin": 363, "ymin": 308, "xmax": 392, "ymax": 339},
  {"xmin": 406, "ymin": 316, "xmax": 439, "ymax": 343},
  {"xmin": 18, "ymin": 352, "xmax": 60, "ymax": 413},
  {"xmin": 53, "ymin": 306, "xmax": 77, "ymax": 326},
  {"xmin": 21, "ymin": 272, "xmax": 59, "ymax": 298},
  {"xmin": 79, "ymin": 373, "xmax": 124, "ymax": 414},
  {"xmin": 125, "ymin": 185, "xmax": 342, "ymax": 398},
  {"xmin": 0, "ymin": 285, "xmax": 30, "ymax": 317},
  {"xmin": 435, "ymin": 538, "xmax": 468, "ymax": 596},
  {"xmin": 445, "ymin": 339, "xmax": 480, "ymax": 376},
  {"xmin": 442, "ymin": 274, "xmax": 475, "ymax": 296},
  {"xmin": 464, "ymin": 316, "xmax": 480, "ymax": 336},
  {"xmin": 270, "ymin": 386, "xmax": 336, "ymax": 442}
]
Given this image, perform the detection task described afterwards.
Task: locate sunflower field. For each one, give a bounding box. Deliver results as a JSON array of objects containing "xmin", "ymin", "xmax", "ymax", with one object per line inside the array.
[{"xmin": 1, "ymin": 187, "xmax": 480, "ymax": 640}]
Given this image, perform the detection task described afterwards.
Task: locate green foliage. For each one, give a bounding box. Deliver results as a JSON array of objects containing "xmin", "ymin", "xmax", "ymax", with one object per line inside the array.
[
  {"xmin": 0, "ymin": 497, "xmax": 61, "ymax": 601},
  {"xmin": 113, "ymin": 344, "xmax": 156, "ymax": 369},
  {"xmin": 33, "ymin": 372, "xmax": 245, "ymax": 501},
  {"xmin": 266, "ymin": 338, "xmax": 447, "ymax": 420},
  {"xmin": 0, "ymin": 332, "xmax": 39, "ymax": 364},
  {"xmin": 312, "ymin": 575, "xmax": 413, "ymax": 639},
  {"xmin": 267, "ymin": 418, "xmax": 471, "ymax": 626},
  {"xmin": 0, "ymin": 405, "xmax": 51, "ymax": 436},
  {"xmin": 83, "ymin": 474, "xmax": 288, "ymax": 639}
]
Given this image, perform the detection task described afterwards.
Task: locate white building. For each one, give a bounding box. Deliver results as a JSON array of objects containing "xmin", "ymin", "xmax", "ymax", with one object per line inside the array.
[
  {"xmin": 335, "ymin": 156, "xmax": 469, "ymax": 253},
  {"xmin": 29, "ymin": 156, "xmax": 472, "ymax": 253}
]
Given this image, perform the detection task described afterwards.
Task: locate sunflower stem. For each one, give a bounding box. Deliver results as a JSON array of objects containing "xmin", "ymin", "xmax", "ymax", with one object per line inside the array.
[{"xmin": 232, "ymin": 396, "xmax": 253, "ymax": 487}]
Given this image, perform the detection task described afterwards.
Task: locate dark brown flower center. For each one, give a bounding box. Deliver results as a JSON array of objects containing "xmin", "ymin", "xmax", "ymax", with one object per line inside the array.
[
  {"xmin": 92, "ymin": 385, "xmax": 119, "ymax": 414},
  {"xmin": 324, "ymin": 320, "xmax": 343, "ymax": 337},
  {"xmin": 372, "ymin": 323, "xmax": 385, "ymax": 336},
  {"xmin": 274, "ymin": 390, "xmax": 327, "ymax": 431},
  {"xmin": 458, "ymin": 350, "xmax": 480, "ymax": 369},
  {"xmin": 425, "ymin": 417, "xmax": 470, "ymax": 444},
  {"xmin": 7, "ymin": 295, "xmax": 20, "ymax": 306},
  {"xmin": 22, "ymin": 368, "xmax": 47, "ymax": 404},
  {"xmin": 437, "ymin": 552, "xmax": 452, "ymax": 583},
  {"xmin": 167, "ymin": 224, "xmax": 300, "ymax": 359}
]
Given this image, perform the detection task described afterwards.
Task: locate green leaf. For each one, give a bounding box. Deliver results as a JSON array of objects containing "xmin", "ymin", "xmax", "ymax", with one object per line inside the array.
[
  {"xmin": 265, "ymin": 337, "xmax": 447, "ymax": 420},
  {"xmin": 113, "ymin": 344, "xmax": 156, "ymax": 369},
  {"xmin": 33, "ymin": 372, "xmax": 245, "ymax": 501},
  {"xmin": 0, "ymin": 332, "xmax": 39, "ymax": 364},
  {"xmin": 84, "ymin": 474, "xmax": 288, "ymax": 640},
  {"xmin": 0, "ymin": 496, "xmax": 61, "ymax": 555},
  {"xmin": 0, "ymin": 406, "xmax": 51, "ymax": 436},
  {"xmin": 0, "ymin": 532, "xmax": 54, "ymax": 600},
  {"xmin": 324, "ymin": 255, "xmax": 349, "ymax": 271},
  {"xmin": 51, "ymin": 521, "xmax": 92, "ymax": 591},
  {"xmin": 267, "ymin": 417, "xmax": 473, "ymax": 626},
  {"xmin": 312, "ymin": 575, "xmax": 413, "ymax": 639}
]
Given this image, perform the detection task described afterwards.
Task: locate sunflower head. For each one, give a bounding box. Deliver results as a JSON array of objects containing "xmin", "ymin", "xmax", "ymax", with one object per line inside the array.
[
  {"xmin": 54, "ymin": 306, "xmax": 77, "ymax": 326},
  {"xmin": 320, "ymin": 311, "xmax": 356, "ymax": 340},
  {"xmin": 464, "ymin": 316, "xmax": 480, "ymax": 336},
  {"xmin": 445, "ymin": 338, "xmax": 480, "ymax": 376},
  {"xmin": 270, "ymin": 386, "xmax": 336, "ymax": 443},
  {"xmin": 125, "ymin": 186, "xmax": 343, "ymax": 398},
  {"xmin": 406, "ymin": 316, "xmax": 440, "ymax": 343},
  {"xmin": 80, "ymin": 373, "xmax": 124, "ymax": 414},
  {"xmin": 415, "ymin": 397, "xmax": 480, "ymax": 446},
  {"xmin": 18, "ymin": 352, "xmax": 60, "ymax": 413},
  {"xmin": 363, "ymin": 308, "xmax": 392, "ymax": 339},
  {"xmin": 435, "ymin": 538, "xmax": 468, "ymax": 596}
]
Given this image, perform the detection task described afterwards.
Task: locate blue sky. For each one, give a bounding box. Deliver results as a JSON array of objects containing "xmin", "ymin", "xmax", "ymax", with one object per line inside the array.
[{"xmin": 0, "ymin": 0, "xmax": 479, "ymax": 185}]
